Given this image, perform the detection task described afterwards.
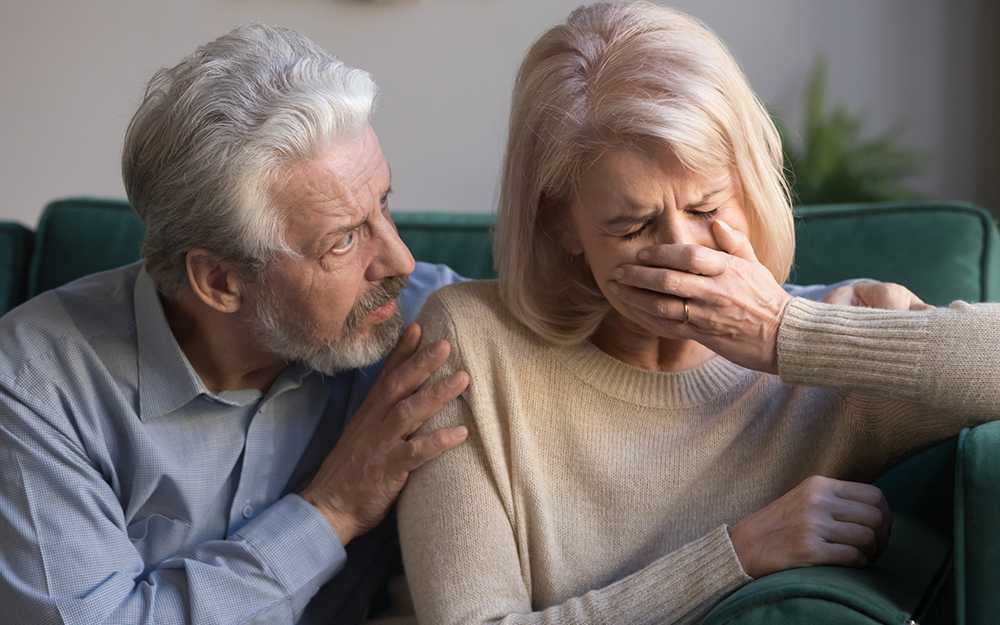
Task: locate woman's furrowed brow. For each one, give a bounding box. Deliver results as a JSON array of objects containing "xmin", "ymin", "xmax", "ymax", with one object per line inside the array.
[{"xmin": 684, "ymin": 187, "xmax": 727, "ymax": 210}]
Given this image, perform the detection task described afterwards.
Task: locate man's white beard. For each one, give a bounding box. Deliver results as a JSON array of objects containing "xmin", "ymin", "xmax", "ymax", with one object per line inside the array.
[{"xmin": 250, "ymin": 276, "xmax": 407, "ymax": 375}]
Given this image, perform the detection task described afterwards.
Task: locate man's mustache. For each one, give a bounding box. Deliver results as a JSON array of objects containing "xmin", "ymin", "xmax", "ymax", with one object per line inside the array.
[{"xmin": 343, "ymin": 275, "xmax": 408, "ymax": 332}]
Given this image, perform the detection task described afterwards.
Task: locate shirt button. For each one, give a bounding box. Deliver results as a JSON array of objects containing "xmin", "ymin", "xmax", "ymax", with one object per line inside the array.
[{"xmin": 242, "ymin": 504, "xmax": 253, "ymax": 519}]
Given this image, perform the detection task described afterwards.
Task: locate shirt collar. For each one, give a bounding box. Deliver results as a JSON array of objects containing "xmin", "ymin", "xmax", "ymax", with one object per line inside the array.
[
  {"xmin": 135, "ymin": 265, "xmax": 211, "ymax": 422},
  {"xmin": 134, "ymin": 266, "xmax": 316, "ymax": 421}
]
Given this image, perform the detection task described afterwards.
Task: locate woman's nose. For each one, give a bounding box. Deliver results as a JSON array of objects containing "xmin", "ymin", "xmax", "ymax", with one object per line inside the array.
[{"xmin": 654, "ymin": 221, "xmax": 696, "ymax": 246}]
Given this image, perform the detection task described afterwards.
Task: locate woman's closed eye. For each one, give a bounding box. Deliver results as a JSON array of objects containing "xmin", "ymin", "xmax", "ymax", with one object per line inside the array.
[
  {"xmin": 620, "ymin": 220, "xmax": 654, "ymax": 241},
  {"xmin": 690, "ymin": 207, "xmax": 720, "ymax": 220}
]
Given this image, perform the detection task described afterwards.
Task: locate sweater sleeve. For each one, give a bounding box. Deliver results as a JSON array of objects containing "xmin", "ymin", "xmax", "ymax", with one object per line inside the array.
[
  {"xmin": 398, "ymin": 289, "xmax": 750, "ymax": 625},
  {"xmin": 777, "ymin": 299, "xmax": 1000, "ymax": 464},
  {"xmin": 778, "ymin": 299, "xmax": 1000, "ymax": 418}
]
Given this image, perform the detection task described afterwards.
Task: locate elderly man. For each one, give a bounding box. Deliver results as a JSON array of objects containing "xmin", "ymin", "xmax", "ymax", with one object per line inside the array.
[
  {"xmin": 0, "ymin": 23, "xmax": 468, "ymax": 624},
  {"xmin": 0, "ymin": 22, "xmax": 927, "ymax": 625}
]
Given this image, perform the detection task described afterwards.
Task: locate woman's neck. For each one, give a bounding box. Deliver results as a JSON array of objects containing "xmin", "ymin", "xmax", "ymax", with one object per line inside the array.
[{"xmin": 589, "ymin": 310, "xmax": 716, "ymax": 372}]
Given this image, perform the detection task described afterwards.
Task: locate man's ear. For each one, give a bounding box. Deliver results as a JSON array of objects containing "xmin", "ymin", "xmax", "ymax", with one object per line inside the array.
[{"xmin": 185, "ymin": 248, "xmax": 247, "ymax": 314}]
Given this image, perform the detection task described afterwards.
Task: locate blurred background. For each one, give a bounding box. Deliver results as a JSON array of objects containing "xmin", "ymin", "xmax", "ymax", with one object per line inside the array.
[{"xmin": 2, "ymin": 0, "xmax": 997, "ymax": 226}]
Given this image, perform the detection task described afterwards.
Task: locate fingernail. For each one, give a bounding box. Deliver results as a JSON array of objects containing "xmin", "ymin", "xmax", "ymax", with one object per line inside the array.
[
  {"xmin": 430, "ymin": 342, "xmax": 445, "ymax": 357},
  {"xmin": 717, "ymin": 219, "xmax": 731, "ymax": 231},
  {"xmin": 451, "ymin": 426, "xmax": 468, "ymax": 439},
  {"xmin": 445, "ymin": 372, "xmax": 464, "ymax": 387},
  {"xmin": 608, "ymin": 283, "xmax": 619, "ymax": 295},
  {"xmin": 613, "ymin": 267, "xmax": 624, "ymax": 280},
  {"xmin": 637, "ymin": 250, "xmax": 650, "ymax": 262}
]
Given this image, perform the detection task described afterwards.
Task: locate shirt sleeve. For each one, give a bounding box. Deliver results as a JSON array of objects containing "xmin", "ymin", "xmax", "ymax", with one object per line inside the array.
[
  {"xmin": 397, "ymin": 292, "xmax": 750, "ymax": 625},
  {"xmin": 0, "ymin": 379, "xmax": 346, "ymax": 625},
  {"xmin": 781, "ymin": 278, "xmax": 858, "ymax": 302},
  {"xmin": 398, "ymin": 261, "xmax": 468, "ymax": 325}
]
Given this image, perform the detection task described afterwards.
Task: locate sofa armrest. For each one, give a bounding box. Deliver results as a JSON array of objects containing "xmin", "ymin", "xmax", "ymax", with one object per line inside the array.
[{"xmin": 955, "ymin": 420, "xmax": 1000, "ymax": 625}]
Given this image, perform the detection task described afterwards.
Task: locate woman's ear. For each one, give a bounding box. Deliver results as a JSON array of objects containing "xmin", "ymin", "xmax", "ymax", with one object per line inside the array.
[
  {"xmin": 560, "ymin": 227, "xmax": 585, "ymax": 257},
  {"xmin": 185, "ymin": 249, "xmax": 247, "ymax": 313},
  {"xmin": 556, "ymin": 207, "xmax": 585, "ymax": 257}
]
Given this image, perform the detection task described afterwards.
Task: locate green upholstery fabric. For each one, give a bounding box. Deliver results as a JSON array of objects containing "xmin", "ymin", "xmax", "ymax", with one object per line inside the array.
[
  {"xmin": 702, "ymin": 513, "xmax": 951, "ymax": 625},
  {"xmin": 393, "ymin": 211, "xmax": 495, "ymax": 279},
  {"xmin": 0, "ymin": 222, "xmax": 33, "ymax": 315},
  {"xmin": 28, "ymin": 198, "xmax": 145, "ymax": 298},
  {"xmin": 791, "ymin": 201, "xmax": 1000, "ymax": 305},
  {"xmin": 955, "ymin": 421, "xmax": 1000, "ymax": 625}
]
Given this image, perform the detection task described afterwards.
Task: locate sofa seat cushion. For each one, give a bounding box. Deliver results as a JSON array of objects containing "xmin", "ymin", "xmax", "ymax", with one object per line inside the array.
[{"xmin": 701, "ymin": 512, "xmax": 950, "ymax": 624}]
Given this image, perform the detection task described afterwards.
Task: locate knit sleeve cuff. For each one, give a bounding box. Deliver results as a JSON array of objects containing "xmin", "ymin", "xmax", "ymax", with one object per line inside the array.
[
  {"xmin": 777, "ymin": 297, "xmax": 930, "ymax": 397},
  {"xmin": 606, "ymin": 524, "xmax": 751, "ymax": 623}
]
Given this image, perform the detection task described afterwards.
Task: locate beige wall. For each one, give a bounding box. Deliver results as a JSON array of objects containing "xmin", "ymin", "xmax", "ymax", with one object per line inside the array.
[{"xmin": 0, "ymin": 0, "xmax": 983, "ymax": 226}]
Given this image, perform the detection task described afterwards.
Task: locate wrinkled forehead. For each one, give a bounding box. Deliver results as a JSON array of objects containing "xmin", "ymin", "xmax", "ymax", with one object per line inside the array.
[{"xmin": 270, "ymin": 126, "xmax": 390, "ymax": 250}]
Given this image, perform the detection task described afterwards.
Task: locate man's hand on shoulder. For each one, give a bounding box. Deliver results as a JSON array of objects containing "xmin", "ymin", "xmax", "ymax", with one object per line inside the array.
[
  {"xmin": 822, "ymin": 279, "xmax": 933, "ymax": 311},
  {"xmin": 300, "ymin": 322, "xmax": 469, "ymax": 544}
]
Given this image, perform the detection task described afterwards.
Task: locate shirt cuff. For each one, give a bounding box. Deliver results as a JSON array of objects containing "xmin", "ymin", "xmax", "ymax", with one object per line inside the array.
[{"xmin": 235, "ymin": 493, "xmax": 347, "ymax": 594}]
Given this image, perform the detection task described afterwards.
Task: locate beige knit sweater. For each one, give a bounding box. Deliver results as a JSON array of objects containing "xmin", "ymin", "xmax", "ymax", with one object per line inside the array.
[{"xmin": 397, "ymin": 280, "xmax": 1000, "ymax": 625}]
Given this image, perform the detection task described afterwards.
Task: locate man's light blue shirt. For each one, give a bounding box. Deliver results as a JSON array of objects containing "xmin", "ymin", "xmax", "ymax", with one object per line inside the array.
[{"xmin": 0, "ymin": 261, "xmax": 461, "ymax": 625}]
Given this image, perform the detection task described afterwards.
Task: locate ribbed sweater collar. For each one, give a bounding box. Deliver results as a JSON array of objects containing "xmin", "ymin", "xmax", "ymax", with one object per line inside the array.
[{"xmin": 548, "ymin": 338, "xmax": 753, "ymax": 409}]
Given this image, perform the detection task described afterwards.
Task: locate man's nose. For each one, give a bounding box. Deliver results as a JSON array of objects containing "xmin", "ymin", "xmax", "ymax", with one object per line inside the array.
[{"xmin": 367, "ymin": 212, "xmax": 416, "ymax": 281}]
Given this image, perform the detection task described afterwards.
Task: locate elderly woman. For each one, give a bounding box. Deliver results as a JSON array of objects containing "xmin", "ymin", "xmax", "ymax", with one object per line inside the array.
[{"xmin": 397, "ymin": 3, "xmax": 1000, "ymax": 624}]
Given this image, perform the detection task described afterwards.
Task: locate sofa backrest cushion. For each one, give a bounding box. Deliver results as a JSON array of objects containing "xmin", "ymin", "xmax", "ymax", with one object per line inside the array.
[
  {"xmin": 28, "ymin": 198, "xmax": 145, "ymax": 299},
  {"xmin": 792, "ymin": 201, "xmax": 1000, "ymax": 306},
  {"xmin": 0, "ymin": 222, "xmax": 33, "ymax": 314},
  {"xmin": 16, "ymin": 197, "xmax": 1000, "ymax": 309}
]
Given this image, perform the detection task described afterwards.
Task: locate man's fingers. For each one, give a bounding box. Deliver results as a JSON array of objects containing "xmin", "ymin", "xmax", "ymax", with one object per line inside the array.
[
  {"xmin": 396, "ymin": 371, "xmax": 469, "ymax": 437},
  {"xmin": 381, "ymin": 338, "xmax": 453, "ymax": 400},
  {"xmin": 822, "ymin": 285, "xmax": 857, "ymax": 307},
  {"xmin": 393, "ymin": 425, "xmax": 469, "ymax": 473},
  {"xmin": 380, "ymin": 322, "xmax": 422, "ymax": 375},
  {"xmin": 712, "ymin": 219, "xmax": 759, "ymax": 263}
]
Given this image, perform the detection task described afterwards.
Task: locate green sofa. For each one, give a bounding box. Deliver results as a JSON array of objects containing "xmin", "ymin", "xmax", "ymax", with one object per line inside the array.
[{"xmin": 2, "ymin": 197, "xmax": 998, "ymax": 624}]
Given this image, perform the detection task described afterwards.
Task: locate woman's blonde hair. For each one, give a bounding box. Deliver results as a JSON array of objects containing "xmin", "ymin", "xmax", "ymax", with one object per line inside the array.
[{"xmin": 495, "ymin": 1, "xmax": 795, "ymax": 344}]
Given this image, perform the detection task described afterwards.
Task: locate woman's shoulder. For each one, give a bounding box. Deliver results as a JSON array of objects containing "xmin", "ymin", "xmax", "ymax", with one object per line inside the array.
[
  {"xmin": 424, "ymin": 279, "xmax": 502, "ymax": 312},
  {"xmin": 417, "ymin": 280, "xmax": 540, "ymax": 348},
  {"xmin": 419, "ymin": 280, "xmax": 510, "ymax": 330}
]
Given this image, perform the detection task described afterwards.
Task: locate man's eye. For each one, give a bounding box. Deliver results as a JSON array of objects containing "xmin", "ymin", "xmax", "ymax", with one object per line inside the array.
[{"xmin": 333, "ymin": 231, "xmax": 356, "ymax": 252}]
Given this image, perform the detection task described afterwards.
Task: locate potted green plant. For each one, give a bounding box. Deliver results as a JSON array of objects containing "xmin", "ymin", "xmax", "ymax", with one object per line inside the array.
[{"xmin": 772, "ymin": 57, "xmax": 927, "ymax": 205}]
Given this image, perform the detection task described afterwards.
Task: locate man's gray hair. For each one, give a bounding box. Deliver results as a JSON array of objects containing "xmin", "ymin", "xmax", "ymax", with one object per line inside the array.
[{"xmin": 122, "ymin": 23, "xmax": 378, "ymax": 298}]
